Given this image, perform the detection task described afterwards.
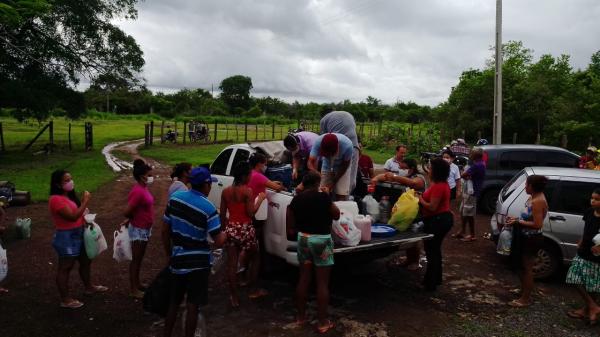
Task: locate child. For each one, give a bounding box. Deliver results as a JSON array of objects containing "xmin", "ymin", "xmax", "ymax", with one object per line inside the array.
[
  {"xmin": 454, "ymin": 147, "xmax": 485, "ymax": 242},
  {"xmin": 286, "ymin": 171, "xmax": 340, "ymax": 333},
  {"xmin": 565, "ymin": 188, "xmax": 600, "ymax": 323},
  {"xmin": 220, "ymin": 162, "xmax": 266, "ymax": 308}
]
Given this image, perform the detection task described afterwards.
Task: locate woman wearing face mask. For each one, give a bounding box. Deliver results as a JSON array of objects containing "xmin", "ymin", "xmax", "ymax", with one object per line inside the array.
[
  {"xmin": 371, "ymin": 159, "xmax": 427, "ymax": 192},
  {"xmin": 168, "ymin": 162, "xmax": 192, "ymax": 197},
  {"xmin": 122, "ymin": 159, "xmax": 154, "ymax": 299},
  {"xmin": 49, "ymin": 170, "xmax": 108, "ymax": 308}
]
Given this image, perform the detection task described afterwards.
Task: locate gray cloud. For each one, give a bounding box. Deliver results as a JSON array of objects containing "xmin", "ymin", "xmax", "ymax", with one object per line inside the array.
[{"xmin": 116, "ymin": 0, "xmax": 600, "ymax": 106}]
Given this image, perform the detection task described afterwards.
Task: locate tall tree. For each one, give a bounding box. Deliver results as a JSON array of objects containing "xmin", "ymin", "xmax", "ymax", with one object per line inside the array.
[{"xmin": 219, "ymin": 75, "xmax": 253, "ymax": 111}]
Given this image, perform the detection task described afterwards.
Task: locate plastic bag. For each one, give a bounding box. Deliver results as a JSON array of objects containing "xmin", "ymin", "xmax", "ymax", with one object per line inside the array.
[
  {"xmin": 361, "ymin": 195, "xmax": 379, "ymax": 221},
  {"xmin": 255, "ymin": 196, "xmax": 268, "ymax": 221},
  {"xmin": 497, "ymin": 226, "xmax": 512, "ymax": 256},
  {"xmin": 113, "ymin": 225, "xmax": 132, "ymax": 262},
  {"xmin": 332, "ymin": 215, "xmax": 361, "ymax": 247},
  {"xmin": 15, "ymin": 218, "xmax": 31, "ymax": 239},
  {"xmin": 463, "ymin": 179, "xmax": 474, "ymax": 196},
  {"xmin": 0, "ymin": 243, "xmax": 7, "ymax": 283},
  {"xmin": 388, "ymin": 189, "xmax": 419, "ymax": 231},
  {"xmin": 84, "ymin": 214, "xmax": 108, "ymax": 259},
  {"xmin": 211, "ymin": 248, "xmax": 227, "ymax": 275}
]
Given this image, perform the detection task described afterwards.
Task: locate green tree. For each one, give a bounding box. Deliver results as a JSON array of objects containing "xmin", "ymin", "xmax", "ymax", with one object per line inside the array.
[{"xmin": 219, "ymin": 75, "xmax": 253, "ymax": 111}]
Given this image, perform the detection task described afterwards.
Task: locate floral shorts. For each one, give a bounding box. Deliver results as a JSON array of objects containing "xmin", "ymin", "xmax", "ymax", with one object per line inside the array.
[
  {"xmin": 225, "ymin": 222, "xmax": 258, "ymax": 252},
  {"xmin": 297, "ymin": 232, "xmax": 334, "ymax": 267}
]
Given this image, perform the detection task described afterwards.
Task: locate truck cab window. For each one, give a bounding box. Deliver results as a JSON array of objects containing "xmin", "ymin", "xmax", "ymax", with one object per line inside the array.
[{"xmin": 211, "ymin": 148, "xmax": 233, "ymax": 175}]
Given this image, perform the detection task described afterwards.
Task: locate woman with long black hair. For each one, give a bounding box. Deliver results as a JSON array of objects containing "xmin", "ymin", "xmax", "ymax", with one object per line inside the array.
[{"xmin": 49, "ymin": 170, "xmax": 107, "ymax": 308}]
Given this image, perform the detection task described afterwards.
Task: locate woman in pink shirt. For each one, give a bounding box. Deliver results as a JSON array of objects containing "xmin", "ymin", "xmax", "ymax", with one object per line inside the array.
[
  {"xmin": 122, "ymin": 159, "xmax": 154, "ymax": 298},
  {"xmin": 49, "ymin": 170, "xmax": 107, "ymax": 309}
]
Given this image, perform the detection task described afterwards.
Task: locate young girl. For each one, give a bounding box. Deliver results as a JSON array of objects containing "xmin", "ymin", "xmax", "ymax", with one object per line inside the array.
[
  {"xmin": 566, "ymin": 188, "xmax": 600, "ymax": 323},
  {"xmin": 168, "ymin": 162, "xmax": 192, "ymax": 197},
  {"xmin": 123, "ymin": 159, "xmax": 154, "ymax": 299},
  {"xmin": 220, "ymin": 162, "xmax": 267, "ymax": 308},
  {"xmin": 49, "ymin": 170, "xmax": 107, "ymax": 308}
]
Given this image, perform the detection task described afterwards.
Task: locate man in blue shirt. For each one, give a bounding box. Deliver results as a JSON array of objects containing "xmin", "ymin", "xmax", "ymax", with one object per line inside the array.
[
  {"xmin": 162, "ymin": 166, "xmax": 226, "ymax": 337},
  {"xmin": 320, "ymin": 110, "xmax": 359, "ymax": 193},
  {"xmin": 308, "ymin": 133, "xmax": 354, "ymax": 200}
]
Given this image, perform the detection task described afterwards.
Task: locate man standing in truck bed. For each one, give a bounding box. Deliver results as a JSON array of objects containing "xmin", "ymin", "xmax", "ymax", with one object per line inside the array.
[{"xmin": 320, "ymin": 110, "xmax": 359, "ymax": 194}]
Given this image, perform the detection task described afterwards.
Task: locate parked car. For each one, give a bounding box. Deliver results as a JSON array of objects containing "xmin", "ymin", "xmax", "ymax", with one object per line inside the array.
[
  {"xmin": 490, "ymin": 167, "xmax": 600, "ymax": 278},
  {"xmin": 207, "ymin": 142, "xmax": 432, "ymax": 266},
  {"xmin": 477, "ymin": 145, "xmax": 580, "ymax": 214}
]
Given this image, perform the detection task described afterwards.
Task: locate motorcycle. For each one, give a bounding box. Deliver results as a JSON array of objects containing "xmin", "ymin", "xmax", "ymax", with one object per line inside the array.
[
  {"xmin": 163, "ymin": 129, "xmax": 177, "ymax": 143},
  {"xmin": 420, "ymin": 150, "xmax": 469, "ymax": 173}
]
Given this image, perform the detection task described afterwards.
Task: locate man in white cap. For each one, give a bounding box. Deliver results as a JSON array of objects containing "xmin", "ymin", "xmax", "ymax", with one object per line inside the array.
[{"xmin": 580, "ymin": 146, "xmax": 598, "ymax": 169}]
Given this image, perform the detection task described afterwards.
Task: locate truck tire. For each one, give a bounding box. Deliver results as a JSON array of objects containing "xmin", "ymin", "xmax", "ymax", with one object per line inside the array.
[
  {"xmin": 480, "ymin": 188, "xmax": 500, "ymax": 215},
  {"xmin": 533, "ymin": 240, "xmax": 561, "ymax": 280}
]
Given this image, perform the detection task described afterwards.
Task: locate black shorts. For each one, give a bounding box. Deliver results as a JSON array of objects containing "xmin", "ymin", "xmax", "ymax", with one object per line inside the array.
[
  {"xmin": 170, "ymin": 269, "xmax": 209, "ymax": 306},
  {"xmin": 450, "ymin": 187, "xmax": 457, "ymax": 200}
]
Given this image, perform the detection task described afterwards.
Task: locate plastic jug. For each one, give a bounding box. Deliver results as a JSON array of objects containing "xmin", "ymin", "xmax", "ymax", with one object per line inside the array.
[
  {"xmin": 354, "ymin": 214, "xmax": 372, "ymax": 242},
  {"xmin": 379, "ymin": 196, "xmax": 391, "ymax": 224},
  {"xmin": 361, "ymin": 195, "xmax": 380, "ymax": 221},
  {"xmin": 255, "ymin": 196, "xmax": 268, "ymax": 220}
]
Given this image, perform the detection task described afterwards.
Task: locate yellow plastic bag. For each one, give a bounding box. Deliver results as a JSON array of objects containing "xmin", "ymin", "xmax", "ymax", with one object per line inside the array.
[{"xmin": 388, "ymin": 189, "xmax": 419, "ymax": 231}]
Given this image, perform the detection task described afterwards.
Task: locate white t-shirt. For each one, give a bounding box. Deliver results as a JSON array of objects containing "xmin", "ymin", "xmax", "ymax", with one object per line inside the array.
[
  {"xmin": 384, "ymin": 157, "xmax": 402, "ymax": 174},
  {"xmin": 447, "ymin": 163, "xmax": 461, "ymax": 189}
]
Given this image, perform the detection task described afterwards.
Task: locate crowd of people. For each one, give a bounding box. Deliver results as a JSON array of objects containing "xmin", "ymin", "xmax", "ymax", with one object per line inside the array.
[{"xmin": 2, "ymin": 109, "xmax": 600, "ymax": 335}]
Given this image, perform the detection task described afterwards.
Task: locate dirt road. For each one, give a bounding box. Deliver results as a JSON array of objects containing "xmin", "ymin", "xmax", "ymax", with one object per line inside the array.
[{"xmin": 1, "ymin": 146, "xmax": 598, "ymax": 337}]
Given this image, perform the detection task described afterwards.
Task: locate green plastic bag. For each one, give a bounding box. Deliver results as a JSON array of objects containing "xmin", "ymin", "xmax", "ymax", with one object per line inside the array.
[
  {"xmin": 388, "ymin": 189, "xmax": 419, "ymax": 231},
  {"xmin": 84, "ymin": 224, "xmax": 100, "ymax": 259},
  {"xmin": 15, "ymin": 218, "xmax": 31, "ymax": 239}
]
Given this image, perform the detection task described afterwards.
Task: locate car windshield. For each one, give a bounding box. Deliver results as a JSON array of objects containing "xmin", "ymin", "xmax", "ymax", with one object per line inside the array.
[{"xmin": 501, "ymin": 169, "xmax": 527, "ymax": 201}]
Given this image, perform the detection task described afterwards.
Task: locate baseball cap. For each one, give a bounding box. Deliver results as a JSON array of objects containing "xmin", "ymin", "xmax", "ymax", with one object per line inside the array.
[
  {"xmin": 587, "ymin": 146, "xmax": 597, "ymax": 152},
  {"xmin": 319, "ymin": 133, "xmax": 338, "ymax": 156},
  {"xmin": 189, "ymin": 166, "xmax": 217, "ymax": 185}
]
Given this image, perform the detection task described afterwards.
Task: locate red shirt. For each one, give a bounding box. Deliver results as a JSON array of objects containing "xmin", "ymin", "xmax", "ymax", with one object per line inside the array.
[
  {"xmin": 128, "ymin": 183, "xmax": 155, "ymax": 229},
  {"xmin": 49, "ymin": 195, "xmax": 84, "ymax": 230},
  {"xmin": 358, "ymin": 154, "xmax": 374, "ymax": 178},
  {"xmin": 247, "ymin": 170, "xmax": 268, "ymax": 199},
  {"xmin": 421, "ymin": 182, "xmax": 451, "ymax": 217}
]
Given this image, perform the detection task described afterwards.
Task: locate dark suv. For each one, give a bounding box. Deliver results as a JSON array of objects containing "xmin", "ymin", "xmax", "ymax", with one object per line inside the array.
[{"xmin": 477, "ymin": 145, "xmax": 579, "ymax": 213}]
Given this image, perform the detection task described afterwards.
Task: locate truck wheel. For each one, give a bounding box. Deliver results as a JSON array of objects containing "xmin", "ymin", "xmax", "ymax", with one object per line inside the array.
[
  {"xmin": 533, "ymin": 241, "xmax": 561, "ymax": 280},
  {"xmin": 480, "ymin": 188, "xmax": 500, "ymax": 215}
]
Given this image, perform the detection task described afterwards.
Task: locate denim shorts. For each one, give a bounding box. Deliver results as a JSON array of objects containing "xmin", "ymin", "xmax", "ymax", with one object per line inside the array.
[
  {"xmin": 129, "ymin": 225, "xmax": 152, "ymax": 242},
  {"xmin": 52, "ymin": 227, "xmax": 84, "ymax": 257}
]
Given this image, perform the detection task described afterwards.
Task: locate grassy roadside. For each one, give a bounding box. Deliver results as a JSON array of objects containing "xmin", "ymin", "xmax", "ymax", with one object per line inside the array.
[{"xmin": 138, "ymin": 143, "xmax": 231, "ymax": 166}]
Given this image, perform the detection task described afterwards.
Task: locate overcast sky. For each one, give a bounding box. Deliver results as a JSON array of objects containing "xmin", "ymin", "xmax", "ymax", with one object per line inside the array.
[{"xmin": 115, "ymin": 0, "xmax": 600, "ymax": 106}]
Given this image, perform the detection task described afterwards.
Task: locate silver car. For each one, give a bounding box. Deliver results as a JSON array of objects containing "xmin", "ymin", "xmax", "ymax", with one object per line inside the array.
[{"xmin": 491, "ymin": 167, "xmax": 600, "ymax": 278}]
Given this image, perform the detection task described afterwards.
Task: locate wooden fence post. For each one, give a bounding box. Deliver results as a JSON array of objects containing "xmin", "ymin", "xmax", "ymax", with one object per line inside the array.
[
  {"xmin": 174, "ymin": 122, "xmax": 178, "ymax": 144},
  {"xmin": 144, "ymin": 124, "xmax": 149, "ymax": 147},
  {"xmin": 272, "ymin": 120, "xmax": 275, "ymax": 139},
  {"xmin": 89, "ymin": 123, "xmax": 93, "ymax": 150},
  {"xmin": 48, "ymin": 120, "xmax": 54, "ymax": 153},
  {"xmin": 263, "ymin": 120, "xmax": 266, "ymax": 140},
  {"xmin": 161, "ymin": 121, "xmax": 165, "ymax": 144},
  {"xmin": 68, "ymin": 123, "xmax": 72, "ymax": 151},
  {"xmin": 183, "ymin": 121, "xmax": 187, "ymax": 144},
  {"xmin": 280, "ymin": 124, "xmax": 283, "ymax": 139},
  {"xmin": 225, "ymin": 121, "xmax": 229, "ymax": 141},
  {"xmin": 214, "ymin": 122, "xmax": 218, "ymax": 143},
  {"xmin": 512, "ymin": 132, "xmax": 517, "ymax": 144},
  {"xmin": 244, "ymin": 122, "xmax": 248, "ymax": 142},
  {"xmin": 477, "ymin": 130, "xmax": 482, "ymax": 142},
  {"xmin": 0, "ymin": 122, "xmax": 5, "ymax": 152},
  {"xmin": 150, "ymin": 121, "xmax": 154, "ymax": 145},
  {"xmin": 561, "ymin": 134, "xmax": 568, "ymax": 149},
  {"xmin": 535, "ymin": 133, "xmax": 541, "ymax": 145},
  {"xmin": 235, "ymin": 123, "xmax": 239, "ymax": 142}
]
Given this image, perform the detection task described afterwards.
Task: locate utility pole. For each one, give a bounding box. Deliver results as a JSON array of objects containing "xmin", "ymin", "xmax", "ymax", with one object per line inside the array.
[{"xmin": 493, "ymin": 0, "xmax": 503, "ymax": 144}]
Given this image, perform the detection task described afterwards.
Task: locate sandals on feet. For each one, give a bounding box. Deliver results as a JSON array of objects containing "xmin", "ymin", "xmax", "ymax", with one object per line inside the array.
[
  {"xmin": 508, "ymin": 299, "xmax": 531, "ymax": 308},
  {"xmin": 0, "ymin": 287, "xmax": 8, "ymax": 294},
  {"xmin": 60, "ymin": 299, "xmax": 84, "ymax": 309},
  {"xmin": 129, "ymin": 290, "xmax": 145, "ymax": 299},
  {"xmin": 567, "ymin": 309, "xmax": 586, "ymax": 319},
  {"xmin": 229, "ymin": 296, "xmax": 240, "ymax": 309},
  {"xmin": 316, "ymin": 320, "xmax": 335, "ymax": 334},
  {"xmin": 248, "ymin": 288, "xmax": 269, "ymax": 299},
  {"xmin": 461, "ymin": 235, "xmax": 476, "ymax": 242},
  {"xmin": 451, "ymin": 232, "xmax": 464, "ymax": 239},
  {"xmin": 85, "ymin": 285, "xmax": 109, "ymax": 295}
]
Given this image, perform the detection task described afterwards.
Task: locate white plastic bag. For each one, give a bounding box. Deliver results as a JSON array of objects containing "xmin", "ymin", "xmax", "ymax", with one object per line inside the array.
[
  {"xmin": 15, "ymin": 218, "xmax": 31, "ymax": 239},
  {"xmin": 463, "ymin": 179, "xmax": 474, "ymax": 196},
  {"xmin": 84, "ymin": 214, "xmax": 108, "ymax": 259},
  {"xmin": 361, "ymin": 195, "xmax": 379, "ymax": 221},
  {"xmin": 113, "ymin": 225, "xmax": 132, "ymax": 262},
  {"xmin": 255, "ymin": 196, "xmax": 268, "ymax": 221},
  {"xmin": 593, "ymin": 234, "xmax": 600, "ymax": 256},
  {"xmin": 0, "ymin": 243, "xmax": 7, "ymax": 283},
  {"xmin": 332, "ymin": 215, "xmax": 361, "ymax": 247},
  {"xmin": 497, "ymin": 226, "xmax": 512, "ymax": 256}
]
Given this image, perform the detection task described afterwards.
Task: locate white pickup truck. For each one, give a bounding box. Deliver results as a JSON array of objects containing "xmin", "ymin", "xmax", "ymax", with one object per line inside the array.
[{"xmin": 207, "ymin": 142, "xmax": 431, "ymax": 266}]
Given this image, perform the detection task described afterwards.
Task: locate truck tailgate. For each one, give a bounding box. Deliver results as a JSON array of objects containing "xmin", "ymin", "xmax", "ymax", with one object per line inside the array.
[{"xmin": 333, "ymin": 232, "xmax": 432, "ymax": 254}]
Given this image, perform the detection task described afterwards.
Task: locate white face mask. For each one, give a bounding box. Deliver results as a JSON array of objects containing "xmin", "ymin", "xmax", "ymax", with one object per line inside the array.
[
  {"xmin": 146, "ymin": 176, "xmax": 154, "ymax": 185},
  {"xmin": 444, "ymin": 158, "xmax": 452, "ymax": 163},
  {"xmin": 260, "ymin": 165, "xmax": 267, "ymax": 173},
  {"xmin": 397, "ymin": 169, "xmax": 409, "ymax": 177}
]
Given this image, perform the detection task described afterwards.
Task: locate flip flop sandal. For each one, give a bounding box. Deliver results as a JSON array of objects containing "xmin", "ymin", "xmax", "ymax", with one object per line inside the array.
[
  {"xmin": 229, "ymin": 296, "xmax": 240, "ymax": 309},
  {"xmin": 60, "ymin": 300, "xmax": 84, "ymax": 309},
  {"xmin": 567, "ymin": 310, "xmax": 586, "ymax": 319},
  {"xmin": 316, "ymin": 321, "xmax": 335, "ymax": 334},
  {"xmin": 451, "ymin": 233, "xmax": 464, "ymax": 239},
  {"xmin": 508, "ymin": 299, "xmax": 531, "ymax": 308},
  {"xmin": 461, "ymin": 236, "xmax": 476, "ymax": 242},
  {"xmin": 85, "ymin": 285, "xmax": 109, "ymax": 295},
  {"xmin": 292, "ymin": 318, "xmax": 308, "ymax": 328},
  {"xmin": 248, "ymin": 289, "xmax": 269, "ymax": 299},
  {"xmin": 0, "ymin": 287, "xmax": 8, "ymax": 294},
  {"xmin": 129, "ymin": 290, "xmax": 145, "ymax": 299}
]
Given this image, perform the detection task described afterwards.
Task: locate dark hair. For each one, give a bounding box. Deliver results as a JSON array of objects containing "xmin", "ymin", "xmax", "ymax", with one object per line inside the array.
[
  {"xmin": 471, "ymin": 147, "xmax": 484, "ymax": 161},
  {"xmin": 593, "ymin": 188, "xmax": 600, "ymax": 195},
  {"xmin": 232, "ymin": 161, "xmax": 251, "ymax": 185},
  {"xmin": 430, "ymin": 158, "xmax": 450, "ymax": 183},
  {"xmin": 283, "ymin": 135, "xmax": 298, "ymax": 150},
  {"xmin": 402, "ymin": 158, "xmax": 418, "ymax": 173},
  {"xmin": 526, "ymin": 175, "xmax": 548, "ymax": 193},
  {"xmin": 133, "ymin": 159, "xmax": 152, "ymax": 181},
  {"xmin": 171, "ymin": 162, "xmax": 192, "ymax": 180},
  {"xmin": 249, "ymin": 153, "xmax": 267, "ymax": 168},
  {"xmin": 302, "ymin": 171, "xmax": 321, "ymax": 189},
  {"xmin": 442, "ymin": 149, "xmax": 455, "ymax": 158},
  {"xmin": 395, "ymin": 144, "xmax": 407, "ymax": 152},
  {"xmin": 50, "ymin": 169, "xmax": 81, "ymax": 207}
]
